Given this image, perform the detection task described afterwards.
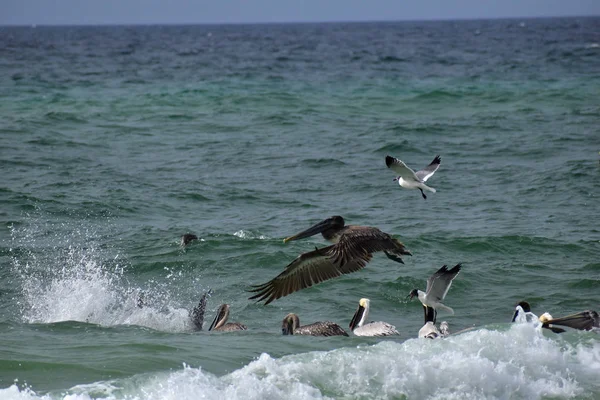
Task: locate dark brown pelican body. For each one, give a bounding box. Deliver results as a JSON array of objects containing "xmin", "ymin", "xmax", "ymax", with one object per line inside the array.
[
  {"xmin": 248, "ymin": 216, "xmax": 412, "ymax": 305},
  {"xmin": 282, "ymin": 313, "xmax": 348, "ymax": 337},
  {"xmin": 540, "ymin": 310, "xmax": 599, "ymax": 332},
  {"xmin": 208, "ymin": 304, "xmax": 247, "ymax": 332},
  {"xmin": 512, "ymin": 301, "xmax": 599, "ymax": 333}
]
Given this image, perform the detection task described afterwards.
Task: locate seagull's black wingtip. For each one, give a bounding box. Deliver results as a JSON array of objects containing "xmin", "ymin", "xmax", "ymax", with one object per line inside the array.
[{"xmin": 385, "ymin": 155, "xmax": 395, "ymax": 168}]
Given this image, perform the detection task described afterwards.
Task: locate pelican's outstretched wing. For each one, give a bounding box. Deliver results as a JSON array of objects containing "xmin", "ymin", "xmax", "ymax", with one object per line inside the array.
[
  {"xmin": 248, "ymin": 245, "xmax": 352, "ymax": 305},
  {"xmin": 248, "ymin": 228, "xmax": 411, "ymax": 305}
]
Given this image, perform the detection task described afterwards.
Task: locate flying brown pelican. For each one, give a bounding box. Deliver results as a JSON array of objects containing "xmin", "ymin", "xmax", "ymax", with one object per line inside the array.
[
  {"xmin": 248, "ymin": 216, "xmax": 412, "ymax": 305},
  {"xmin": 281, "ymin": 313, "xmax": 348, "ymax": 337},
  {"xmin": 409, "ymin": 264, "xmax": 461, "ymax": 318},
  {"xmin": 386, "ymin": 155, "xmax": 441, "ymax": 199},
  {"xmin": 208, "ymin": 304, "xmax": 247, "ymax": 332},
  {"xmin": 349, "ymin": 298, "xmax": 399, "ymax": 336}
]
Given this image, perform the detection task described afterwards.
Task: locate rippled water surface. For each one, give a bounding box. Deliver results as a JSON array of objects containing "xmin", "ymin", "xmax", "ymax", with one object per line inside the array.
[{"xmin": 1, "ymin": 17, "xmax": 599, "ymax": 399}]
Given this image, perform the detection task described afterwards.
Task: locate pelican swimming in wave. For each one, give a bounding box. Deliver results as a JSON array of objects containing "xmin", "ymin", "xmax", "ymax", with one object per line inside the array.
[
  {"xmin": 349, "ymin": 298, "xmax": 399, "ymax": 336},
  {"xmin": 409, "ymin": 263, "xmax": 461, "ymax": 319},
  {"xmin": 512, "ymin": 301, "xmax": 599, "ymax": 333},
  {"xmin": 208, "ymin": 304, "xmax": 247, "ymax": 332},
  {"xmin": 281, "ymin": 313, "xmax": 348, "ymax": 336},
  {"xmin": 248, "ymin": 216, "xmax": 412, "ymax": 305},
  {"xmin": 386, "ymin": 155, "xmax": 441, "ymax": 199}
]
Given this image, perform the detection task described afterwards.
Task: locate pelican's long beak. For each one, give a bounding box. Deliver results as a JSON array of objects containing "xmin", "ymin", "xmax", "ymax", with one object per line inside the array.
[
  {"xmin": 542, "ymin": 311, "xmax": 598, "ymax": 331},
  {"xmin": 283, "ymin": 218, "xmax": 333, "ymax": 243},
  {"xmin": 349, "ymin": 305, "xmax": 365, "ymax": 331},
  {"xmin": 281, "ymin": 318, "xmax": 293, "ymax": 335},
  {"xmin": 208, "ymin": 305, "xmax": 227, "ymax": 331}
]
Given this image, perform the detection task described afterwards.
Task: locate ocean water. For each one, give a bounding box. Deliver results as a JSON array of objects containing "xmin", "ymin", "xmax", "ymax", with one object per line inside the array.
[{"xmin": 1, "ymin": 17, "xmax": 599, "ymax": 399}]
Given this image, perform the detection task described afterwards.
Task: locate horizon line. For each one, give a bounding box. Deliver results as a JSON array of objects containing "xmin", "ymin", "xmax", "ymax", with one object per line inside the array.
[{"xmin": 1, "ymin": 14, "xmax": 598, "ymax": 28}]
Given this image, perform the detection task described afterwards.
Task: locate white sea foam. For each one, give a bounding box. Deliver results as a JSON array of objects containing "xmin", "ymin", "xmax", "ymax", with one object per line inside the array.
[
  {"xmin": 2, "ymin": 323, "xmax": 598, "ymax": 400},
  {"xmin": 233, "ymin": 230, "xmax": 269, "ymax": 240},
  {"xmin": 11, "ymin": 223, "xmax": 196, "ymax": 333}
]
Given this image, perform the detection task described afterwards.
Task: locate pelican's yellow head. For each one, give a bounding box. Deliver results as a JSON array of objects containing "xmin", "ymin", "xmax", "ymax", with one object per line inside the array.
[
  {"xmin": 359, "ymin": 298, "xmax": 370, "ymax": 308},
  {"xmin": 539, "ymin": 312, "xmax": 553, "ymax": 324}
]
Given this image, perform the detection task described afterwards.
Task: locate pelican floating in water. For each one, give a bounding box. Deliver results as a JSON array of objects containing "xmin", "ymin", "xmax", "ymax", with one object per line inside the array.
[
  {"xmin": 181, "ymin": 233, "xmax": 198, "ymax": 247},
  {"xmin": 349, "ymin": 298, "xmax": 399, "ymax": 336},
  {"xmin": 540, "ymin": 310, "xmax": 599, "ymax": 332},
  {"xmin": 512, "ymin": 301, "xmax": 599, "ymax": 333},
  {"xmin": 190, "ymin": 290, "xmax": 211, "ymax": 331},
  {"xmin": 281, "ymin": 313, "xmax": 348, "ymax": 337},
  {"xmin": 386, "ymin": 155, "xmax": 441, "ymax": 199},
  {"xmin": 409, "ymin": 264, "xmax": 461, "ymax": 318},
  {"xmin": 208, "ymin": 304, "xmax": 247, "ymax": 332},
  {"xmin": 248, "ymin": 216, "xmax": 412, "ymax": 305}
]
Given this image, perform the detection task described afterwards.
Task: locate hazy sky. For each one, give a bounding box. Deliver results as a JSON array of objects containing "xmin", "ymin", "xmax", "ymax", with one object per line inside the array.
[{"xmin": 2, "ymin": 0, "xmax": 599, "ymax": 25}]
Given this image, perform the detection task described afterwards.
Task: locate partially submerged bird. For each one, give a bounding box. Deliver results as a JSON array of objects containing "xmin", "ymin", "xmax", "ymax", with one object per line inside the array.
[
  {"xmin": 386, "ymin": 155, "xmax": 441, "ymax": 199},
  {"xmin": 512, "ymin": 301, "xmax": 599, "ymax": 333},
  {"xmin": 349, "ymin": 298, "xmax": 399, "ymax": 336},
  {"xmin": 281, "ymin": 313, "xmax": 348, "ymax": 337},
  {"xmin": 419, "ymin": 321, "xmax": 450, "ymax": 339},
  {"xmin": 409, "ymin": 263, "xmax": 461, "ymax": 319},
  {"xmin": 540, "ymin": 310, "xmax": 599, "ymax": 332},
  {"xmin": 208, "ymin": 304, "xmax": 247, "ymax": 332},
  {"xmin": 190, "ymin": 290, "xmax": 211, "ymax": 331},
  {"xmin": 248, "ymin": 216, "xmax": 411, "ymax": 305},
  {"xmin": 181, "ymin": 233, "xmax": 198, "ymax": 247}
]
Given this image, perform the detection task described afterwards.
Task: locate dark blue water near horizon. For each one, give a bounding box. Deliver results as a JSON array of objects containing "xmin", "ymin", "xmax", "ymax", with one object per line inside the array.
[{"xmin": 1, "ymin": 16, "xmax": 599, "ymax": 400}]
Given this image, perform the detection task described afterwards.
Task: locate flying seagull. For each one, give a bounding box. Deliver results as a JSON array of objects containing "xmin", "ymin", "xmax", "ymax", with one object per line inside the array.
[
  {"xmin": 349, "ymin": 298, "xmax": 399, "ymax": 336},
  {"xmin": 281, "ymin": 313, "xmax": 348, "ymax": 337},
  {"xmin": 409, "ymin": 263, "xmax": 461, "ymax": 318},
  {"xmin": 386, "ymin": 155, "xmax": 441, "ymax": 199},
  {"xmin": 248, "ymin": 216, "xmax": 412, "ymax": 305}
]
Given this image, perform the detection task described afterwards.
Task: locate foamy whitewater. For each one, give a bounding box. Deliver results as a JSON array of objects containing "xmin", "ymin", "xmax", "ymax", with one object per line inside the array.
[{"xmin": 3, "ymin": 323, "xmax": 599, "ymax": 400}]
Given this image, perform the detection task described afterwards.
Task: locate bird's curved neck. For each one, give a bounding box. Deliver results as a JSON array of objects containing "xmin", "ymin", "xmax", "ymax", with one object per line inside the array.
[
  {"xmin": 357, "ymin": 304, "xmax": 369, "ymax": 328},
  {"xmin": 215, "ymin": 307, "xmax": 229, "ymax": 329},
  {"xmin": 290, "ymin": 314, "xmax": 300, "ymax": 332}
]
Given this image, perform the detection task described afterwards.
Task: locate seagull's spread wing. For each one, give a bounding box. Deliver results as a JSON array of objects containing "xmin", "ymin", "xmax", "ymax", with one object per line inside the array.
[
  {"xmin": 425, "ymin": 263, "xmax": 462, "ymax": 302},
  {"xmin": 415, "ymin": 155, "xmax": 441, "ymax": 182},
  {"xmin": 385, "ymin": 156, "xmax": 419, "ymax": 181}
]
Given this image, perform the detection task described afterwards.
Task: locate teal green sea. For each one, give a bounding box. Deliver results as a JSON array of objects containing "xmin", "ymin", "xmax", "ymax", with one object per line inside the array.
[{"xmin": 1, "ymin": 17, "xmax": 599, "ymax": 399}]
